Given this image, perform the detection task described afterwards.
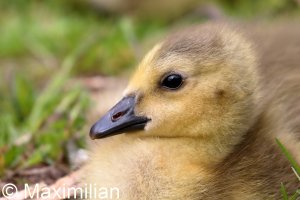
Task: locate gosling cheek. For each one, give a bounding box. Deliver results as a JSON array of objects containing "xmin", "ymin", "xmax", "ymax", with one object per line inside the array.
[{"xmin": 142, "ymin": 117, "xmax": 167, "ymax": 133}]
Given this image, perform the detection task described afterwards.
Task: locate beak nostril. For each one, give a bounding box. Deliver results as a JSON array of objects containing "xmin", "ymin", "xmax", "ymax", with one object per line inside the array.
[{"xmin": 111, "ymin": 111, "xmax": 127, "ymax": 122}]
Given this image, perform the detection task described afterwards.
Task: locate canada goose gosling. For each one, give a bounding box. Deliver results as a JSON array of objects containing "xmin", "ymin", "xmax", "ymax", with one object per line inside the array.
[{"xmin": 86, "ymin": 23, "xmax": 300, "ymax": 199}]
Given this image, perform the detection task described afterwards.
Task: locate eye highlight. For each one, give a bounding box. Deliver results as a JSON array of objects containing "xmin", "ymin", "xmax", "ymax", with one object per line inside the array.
[{"xmin": 161, "ymin": 73, "xmax": 184, "ymax": 90}]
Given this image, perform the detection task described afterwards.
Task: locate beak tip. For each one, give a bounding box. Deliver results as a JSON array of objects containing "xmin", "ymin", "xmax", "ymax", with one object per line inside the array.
[
  {"xmin": 90, "ymin": 134, "xmax": 96, "ymax": 140},
  {"xmin": 89, "ymin": 125, "xmax": 99, "ymax": 140}
]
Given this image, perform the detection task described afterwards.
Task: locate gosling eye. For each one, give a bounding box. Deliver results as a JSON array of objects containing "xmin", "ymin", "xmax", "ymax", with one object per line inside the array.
[{"xmin": 161, "ymin": 73, "xmax": 184, "ymax": 90}]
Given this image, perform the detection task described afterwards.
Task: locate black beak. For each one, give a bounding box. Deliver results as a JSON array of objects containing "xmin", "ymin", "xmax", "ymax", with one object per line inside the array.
[{"xmin": 89, "ymin": 95, "xmax": 150, "ymax": 139}]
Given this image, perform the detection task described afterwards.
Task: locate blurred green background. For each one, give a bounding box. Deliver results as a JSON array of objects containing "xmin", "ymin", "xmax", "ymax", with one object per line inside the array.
[{"xmin": 0, "ymin": 0, "xmax": 299, "ymax": 184}]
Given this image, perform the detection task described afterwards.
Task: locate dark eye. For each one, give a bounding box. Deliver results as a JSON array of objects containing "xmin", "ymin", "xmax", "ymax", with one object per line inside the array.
[{"xmin": 161, "ymin": 73, "xmax": 184, "ymax": 90}]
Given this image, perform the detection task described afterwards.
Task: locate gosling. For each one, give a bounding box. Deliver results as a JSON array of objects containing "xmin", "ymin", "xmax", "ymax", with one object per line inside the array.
[{"xmin": 85, "ymin": 23, "xmax": 300, "ymax": 200}]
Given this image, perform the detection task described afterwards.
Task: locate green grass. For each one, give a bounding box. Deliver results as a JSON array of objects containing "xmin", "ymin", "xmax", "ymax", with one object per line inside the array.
[
  {"xmin": 0, "ymin": 0, "xmax": 169, "ymax": 77},
  {"xmin": 0, "ymin": 39, "xmax": 93, "ymax": 177},
  {"xmin": 218, "ymin": 0, "xmax": 299, "ymax": 18},
  {"xmin": 276, "ymin": 139, "xmax": 300, "ymax": 200}
]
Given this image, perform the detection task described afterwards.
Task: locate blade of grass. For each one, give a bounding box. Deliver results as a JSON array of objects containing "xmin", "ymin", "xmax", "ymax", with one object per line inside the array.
[
  {"xmin": 21, "ymin": 145, "xmax": 51, "ymax": 169},
  {"xmin": 280, "ymin": 183, "xmax": 289, "ymax": 200},
  {"xmin": 291, "ymin": 167, "xmax": 300, "ymax": 182},
  {"xmin": 289, "ymin": 190, "xmax": 300, "ymax": 200},
  {"xmin": 55, "ymin": 88, "xmax": 81, "ymax": 114},
  {"xmin": 11, "ymin": 74, "xmax": 35, "ymax": 122},
  {"xmin": 276, "ymin": 138, "xmax": 300, "ymax": 176},
  {"xmin": 69, "ymin": 91, "xmax": 89, "ymax": 124},
  {"xmin": 120, "ymin": 17, "xmax": 141, "ymax": 60}
]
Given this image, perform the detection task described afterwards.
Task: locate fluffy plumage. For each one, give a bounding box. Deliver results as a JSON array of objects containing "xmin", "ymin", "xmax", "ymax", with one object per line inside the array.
[{"xmin": 84, "ymin": 22, "xmax": 300, "ymax": 199}]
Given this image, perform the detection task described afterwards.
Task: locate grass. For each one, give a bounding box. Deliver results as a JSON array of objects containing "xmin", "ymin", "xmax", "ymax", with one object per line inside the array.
[
  {"xmin": 276, "ymin": 139, "xmax": 300, "ymax": 199},
  {"xmin": 0, "ymin": 0, "xmax": 169, "ymax": 77},
  {"xmin": 218, "ymin": 0, "xmax": 299, "ymax": 18},
  {"xmin": 0, "ymin": 37, "xmax": 93, "ymax": 178}
]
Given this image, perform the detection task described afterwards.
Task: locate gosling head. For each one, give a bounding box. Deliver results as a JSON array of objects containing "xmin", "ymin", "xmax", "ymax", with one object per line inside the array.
[{"xmin": 90, "ymin": 24, "xmax": 259, "ymax": 140}]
